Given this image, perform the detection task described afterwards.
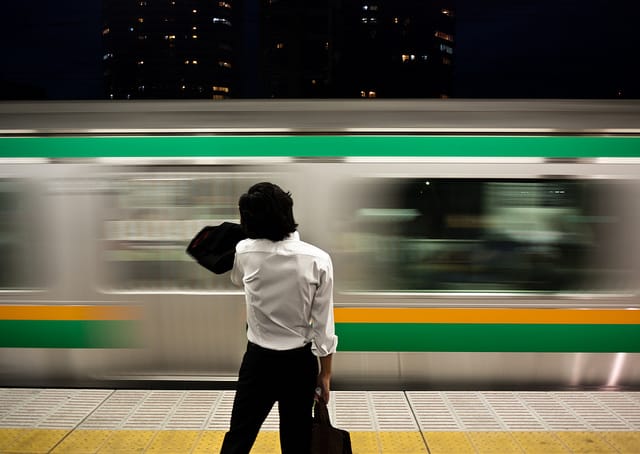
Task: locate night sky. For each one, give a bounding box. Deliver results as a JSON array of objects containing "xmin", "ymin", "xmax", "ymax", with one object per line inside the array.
[{"xmin": 0, "ymin": 0, "xmax": 638, "ymax": 99}]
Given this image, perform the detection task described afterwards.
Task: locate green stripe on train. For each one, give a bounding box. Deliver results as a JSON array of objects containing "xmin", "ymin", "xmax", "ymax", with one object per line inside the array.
[
  {"xmin": 1, "ymin": 136, "xmax": 640, "ymax": 158},
  {"xmin": 3, "ymin": 320, "xmax": 638, "ymax": 352},
  {"xmin": 336, "ymin": 323, "xmax": 640, "ymax": 352},
  {"xmin": 0, "ymin": 320, "xmax": 140, "ymax": 348}
]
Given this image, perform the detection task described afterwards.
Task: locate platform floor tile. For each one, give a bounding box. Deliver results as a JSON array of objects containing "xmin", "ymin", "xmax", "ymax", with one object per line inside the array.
[
  {"xmin": 0, "ymin": 429, "xmax": 69, "ymax": 453},
  {"xmin": 554, "ymin": 431, "xmax": 619, "ymax": 453},
  {"xmin": 599, "ymin": 432, "xmax": 640, "ymax": 454},
  {"xmin": 3, "ymin": 429, "xmax": 640, "ymax": 453},
  {"xmin": 191, "ymin": 431, "xmax": 225, "ymax": 453},
  {"xmin": 466, "ymin": 432, "xmax": 525, "ymax": 454},
  {"xmin": 2, "ymin": 389, "xmax": 640, "ymax": 453},
  {"xmin": 49, "ymin": 430, "xmax": 112, "ymax": 453},
  {"xmin": 510, "ymin": 432, "xmax": 573, "ymax": 453}
]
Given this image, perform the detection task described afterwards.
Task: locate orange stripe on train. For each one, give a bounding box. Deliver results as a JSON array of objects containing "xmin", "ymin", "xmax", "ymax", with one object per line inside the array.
[
  {"xmin": 334, "ymin": 307, "xmax": 640, "ymax": 324},
  {"xmin": 0, "ymin": 305, "xmax": 142, "ymax": 321}
]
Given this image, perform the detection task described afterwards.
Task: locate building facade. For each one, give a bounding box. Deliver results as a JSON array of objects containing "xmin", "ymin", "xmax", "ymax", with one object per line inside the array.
[
  {"xmin": 102, "ymin": 0, "xmax": 454, "ymax": 99},
  {"xmin": 261, "ymin": 0, "xmax": 455, "ymax": 98},
  {"xmin": 103, "ymin": 0, "xmax": 235, "ymax": 99}
]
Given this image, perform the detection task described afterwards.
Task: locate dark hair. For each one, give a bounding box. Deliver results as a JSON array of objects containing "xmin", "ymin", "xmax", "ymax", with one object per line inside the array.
[{"xmin": 238, "ymin": 182, "xmax": 298, "ymax": 241}]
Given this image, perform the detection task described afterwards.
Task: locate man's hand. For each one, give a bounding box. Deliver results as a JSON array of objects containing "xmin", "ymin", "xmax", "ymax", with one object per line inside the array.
[
  {"xmin": 317, "ymin": 353, "xmax": 332, "ymax": 403},
  {"xmin": 316, "ymin": 373, "xmax": 331, "ymax": 403}
]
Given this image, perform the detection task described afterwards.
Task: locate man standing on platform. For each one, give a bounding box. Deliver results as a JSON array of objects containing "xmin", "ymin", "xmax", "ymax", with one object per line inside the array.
[{"xmin": 220, "ymin": 182, "xmax": 338, "ymax": 454}]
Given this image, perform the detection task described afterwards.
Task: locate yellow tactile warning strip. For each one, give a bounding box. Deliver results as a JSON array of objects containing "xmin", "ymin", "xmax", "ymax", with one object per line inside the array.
[
  {"xmin": 1, "ymin": 389, "xmax": 639, "ymax": 453},
  {"xmin": 334, "ymin": 307, "xmax": 640, "ymax": 324},
  {"xmin": 1, "ymin": 429, "xmax": 640, "ymax": 453}
]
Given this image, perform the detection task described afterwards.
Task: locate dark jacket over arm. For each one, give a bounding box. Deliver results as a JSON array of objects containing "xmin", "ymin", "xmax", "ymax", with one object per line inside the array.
[{"xmin": 186, "ymin": 222, "xmax": 247, "ymax": 274}]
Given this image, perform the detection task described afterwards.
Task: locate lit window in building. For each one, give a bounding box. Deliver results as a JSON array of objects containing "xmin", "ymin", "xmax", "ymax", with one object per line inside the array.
[
  {"xmin": 368, "ymin": 91, "xmax": 377, "ymax": 98},
  {"xmin": 192, "ymin": 60, "xmax": 198, "ymax": 65},
  {"xmin": 129, "ymin": 27, "xmax": 134, "ymax": 32},
  {"xmin": 138, "ymin": 34, "xmax": 148, "ymax": 40},
  {"xmin": 193, "ymin": 26, "xmax": 198, "ymax": 30},
  {"xmin": 439, "ymin": 44, "xmax": 454, "ymax": 54},
  {"xmin": 184, "ymin": 60, "xmax": 190, "ymax": 65},
  {"xmin": 165, "ymin": 35, "xmax": 176, "ymax": 40},
  {"xmin": 181, "ymin": 85, "xmax": 186, "ymax": 90},
  {"xmin": 393, "ymin": 17, "xmax": 399, "ymax": 24},
  {"xmin": 213, "ymin": 95, "xmax": 225, "ymax": 100},
  {"xmin": 276, "ymin": 42, "xmax": 284, "ymax": 49},
  {"xmin": 212, "ymin": 18, "xmax": 232, "ymax": 26},
  {"xmin": 441, "ymin": 9, "xmax": 453, "ymax": 17},
  {"xmin": 325, "ymin": 42, "xmax": 329, "ymax": 50},
  {"xmin": 218, "ymin": 1, "xmax": 232, "ymax": 8},
  {"xmin": 442, "ymin": 56, "xmax": 451, "ymax": 65},
  {"xmin": 138, "ymin": 1, "xmax": 147, "ymax": 6},
  {"xmin": 360, "ymin": 90, "xmax": 377, "ymax": 98},
  {"xmin": 138, "ymin": 17, "xmax": 144, "ymax": 23},
  {"xmin": 137, "ymin": 60, "xmax": 144, "ymax": 65},
  {"xmin": 401, "ymin": 54, "xmax": 416, "ymax": 62},
  {"xmin": 192, "ymin": 35, "xmax": 198, "ymax": 39},
  {"xmin": 218, "ymin": 61, "xmax": 232, "ymax": 68},
  {"xmin": 102, "ymin": 28, "xmax": 110, "ymax": 35},
  {"xmin": 102, "ymin": 53, "xmax": 114, "ymax": 61},
  {"xmin": 435, "ymin": 31, "xmax": 454, "ymax": 42},
  {"xmin": 212, "ymin": 86, "xmax": 230, "ymax": 93},
  {"xmin": 421, "ymin": 55, "xmax": 429, "ymax": 61},
  {"xmin": 193, "ymin": 9, "xmax": 198, "ymax": 13},
  {"xmin": 138, "ymin": 85, "xmax": 145, "ymax": 91}
]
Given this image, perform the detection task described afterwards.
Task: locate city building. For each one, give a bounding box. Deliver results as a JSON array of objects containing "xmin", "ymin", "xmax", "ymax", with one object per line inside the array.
[
  {"xmin": 261, "ymin": 0, "xmax": 455, "ymax": 98},
  {"xmin": 102, "ymin": 0, "xmax": 455, "ymax": 99},
  {"xmin": 103, "ymin": 0, "xmax": 235, "ymax": 99}
]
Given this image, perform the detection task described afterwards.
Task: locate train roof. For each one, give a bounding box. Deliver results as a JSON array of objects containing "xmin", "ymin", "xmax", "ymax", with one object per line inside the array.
[{"xmin": 0, "ymin": 100, "xmax": 639, "ymax": 135}]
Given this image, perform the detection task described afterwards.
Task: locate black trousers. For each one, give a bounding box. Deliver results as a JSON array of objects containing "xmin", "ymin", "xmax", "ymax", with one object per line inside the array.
[{"xmin": 220, "ymin": 341, "xmax": 319, "ymax": 454}]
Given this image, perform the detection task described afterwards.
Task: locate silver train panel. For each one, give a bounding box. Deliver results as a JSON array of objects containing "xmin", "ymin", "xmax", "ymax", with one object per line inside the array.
[{"xmin": 1, "ymin": 101, "xmax": 640, "ymax": 390}]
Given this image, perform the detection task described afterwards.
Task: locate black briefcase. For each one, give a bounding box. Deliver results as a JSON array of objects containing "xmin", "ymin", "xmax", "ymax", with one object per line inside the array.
[
  {"xmin": 186, "ymin": 222, "xmax": 247, "ymax": 274},
  {"xmin": 311, "ymin": 398, "xmax": 353, "ymax": 454}
]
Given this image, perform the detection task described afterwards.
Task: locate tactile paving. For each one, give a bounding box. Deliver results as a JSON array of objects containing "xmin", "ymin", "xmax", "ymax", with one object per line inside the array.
[
  {"xmin": 467, "ymin": 432, "xmax": 523, "ymax": 454},
  {"xmin": 510, "ymin": 431, "xmax": 571, "ymax": 454},
  {"xmin": 0, "ymin": 389, "xmax": 639, "ymax": 453},
  {"xmin": 0, "ymin": 389, "xmax": 111, "ymax": 429},
  {"xmin": 554, "ymin": 431, "xmax": 618, "ymax": 453},
  {"xmin": 49, "ymin": 429, "xmax": 112, "ymax": 453}
]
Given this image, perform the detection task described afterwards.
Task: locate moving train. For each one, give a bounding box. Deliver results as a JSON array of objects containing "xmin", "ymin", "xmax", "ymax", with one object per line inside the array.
[{"xmin": 0, "ymin": 100, "xmax": 639, "ymax": 390}]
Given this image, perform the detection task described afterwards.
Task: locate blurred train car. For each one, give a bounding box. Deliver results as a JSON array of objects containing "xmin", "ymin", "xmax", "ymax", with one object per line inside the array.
[{"xmin": 0, "ymin": 100, "xmax": 639, "ymax": 390}]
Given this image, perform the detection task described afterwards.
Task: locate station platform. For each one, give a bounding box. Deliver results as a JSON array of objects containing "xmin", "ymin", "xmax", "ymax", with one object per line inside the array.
[{"xmin": 1, "ymin": 388, "xmax": 639, "ymax": 453}]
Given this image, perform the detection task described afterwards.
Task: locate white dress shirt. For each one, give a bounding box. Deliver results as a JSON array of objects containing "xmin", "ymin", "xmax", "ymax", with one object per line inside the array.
[{"xmin": 231, "ymin": 231, "xmax": 338, "ymax": 357}]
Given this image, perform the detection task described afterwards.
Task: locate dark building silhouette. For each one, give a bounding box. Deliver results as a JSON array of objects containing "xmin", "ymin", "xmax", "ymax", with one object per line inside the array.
[
  {"xmin": 103, "ymin": 0, "xmax": 235, "ymax": 99},
  {"xmin": 102, "ymin": 0, "xmax": 454, "ymax": 99},
  {"xmin": 262, "ymin": 0, "xmax": 455, "ymax": 98}
]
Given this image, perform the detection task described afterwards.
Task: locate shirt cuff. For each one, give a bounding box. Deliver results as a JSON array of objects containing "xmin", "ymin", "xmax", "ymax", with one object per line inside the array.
[{"xmin": 311, "ymin": 335, "xmax": 338, "ymax": 357}]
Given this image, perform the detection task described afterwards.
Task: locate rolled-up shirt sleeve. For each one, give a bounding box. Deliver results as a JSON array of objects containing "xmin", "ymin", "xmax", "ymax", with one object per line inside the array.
[
  {"xmin": 310, "ymin": 257, "xmax": 338, "ymax": 357},
  {"xmin": 230, "ymin": 244, "xmax": 244, "ymax": 287}
]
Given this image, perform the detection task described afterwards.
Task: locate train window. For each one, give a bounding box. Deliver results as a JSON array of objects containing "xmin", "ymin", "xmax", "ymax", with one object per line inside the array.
[
  {"xmin": 336, "ymin": 178, "xmax": 637, "ymax": 293},
  {"xmin": 102, "ymin": 173, "xmax": 259, "ymax": 291},
  {"xmin": 0, "ymin": 179, "xmax": 46, "ymax": 289}
]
